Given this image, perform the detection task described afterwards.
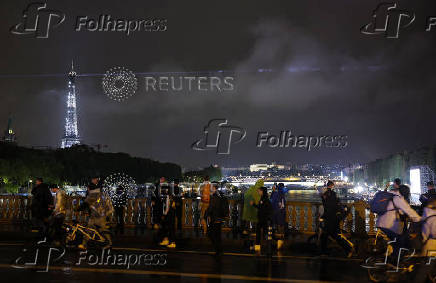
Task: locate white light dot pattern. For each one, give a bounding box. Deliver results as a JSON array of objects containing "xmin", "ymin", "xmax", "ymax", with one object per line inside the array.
[
  {"xmin": 103, "ymin": 172, "xmax": 137, "ymax": 200},
  {"xmin": 102, "ymin": 67, "xmax": 138, "ymax": 102}
]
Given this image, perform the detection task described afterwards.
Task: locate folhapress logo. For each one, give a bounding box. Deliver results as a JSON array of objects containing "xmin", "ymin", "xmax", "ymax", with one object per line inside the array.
[
  {"xmin": 10, "ymin": 2, "xmax": 65, "ymax": 38},
  {"xmin": 12, "ymin": 238, "xmax": 65, "ymax": 272},
  {"xmin": 361, "ymin": 3, "xmax": 415, "ymax": 38},
  {"xmin": 192, "ymin": 119, "xmax": 246, "ymax": 155}
]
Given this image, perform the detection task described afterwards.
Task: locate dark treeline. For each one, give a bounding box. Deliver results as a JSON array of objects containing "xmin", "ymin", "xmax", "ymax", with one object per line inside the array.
[
  {"xmin": 184, "ymin": 165, "xmax": 222, "ymax": 182},
  {"xmin": 0, "ymin": 142, "xmax": 182, "ymax": 191}
]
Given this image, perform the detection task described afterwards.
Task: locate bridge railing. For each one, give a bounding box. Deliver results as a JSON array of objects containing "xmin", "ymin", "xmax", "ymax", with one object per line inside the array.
[{"xmin": 0, "ymin": 196, "xmax": 375, "ymax": 234}]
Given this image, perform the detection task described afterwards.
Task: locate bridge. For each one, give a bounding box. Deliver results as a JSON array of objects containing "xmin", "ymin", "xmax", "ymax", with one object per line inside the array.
[
  {"xmin": 0, "ymin": 195, "xmax": 379, "ymax": 282},
  {"xmin": 0, "ymin": 195, "xmax": 373, "ymax": 234}
]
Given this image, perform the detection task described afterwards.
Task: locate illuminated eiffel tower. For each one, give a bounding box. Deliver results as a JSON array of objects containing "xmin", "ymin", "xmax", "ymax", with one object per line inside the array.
[{"xmin": 61, "ymin": 61, "xmax": 80, "ymax": 148}]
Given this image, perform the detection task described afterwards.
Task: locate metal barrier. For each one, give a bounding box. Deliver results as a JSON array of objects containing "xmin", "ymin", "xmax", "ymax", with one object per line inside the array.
[{"xmin": 0, "ymin": 196, "xmax": 374, "ymax": 234}]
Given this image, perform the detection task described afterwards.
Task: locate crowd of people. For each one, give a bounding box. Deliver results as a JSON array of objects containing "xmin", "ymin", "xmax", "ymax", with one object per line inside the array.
[
  {"xmin": 28, "ymin": 174, "xmax": 436, "ymax": 262},
  {"xmin": 369, "ymin": 179, "xmax": 436, "ymax": 261}
]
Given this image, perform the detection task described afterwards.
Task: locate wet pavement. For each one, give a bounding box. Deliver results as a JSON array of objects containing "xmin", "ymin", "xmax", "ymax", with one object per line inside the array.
[{"xmin": 0, "ymin": 227, "xmax": 371, "ymax": 282}]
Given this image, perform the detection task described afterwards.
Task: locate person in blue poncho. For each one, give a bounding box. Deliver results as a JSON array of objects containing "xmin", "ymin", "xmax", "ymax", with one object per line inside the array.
[{"xmin": 271, "ymin": 183, "xmax": 286, "ymax": 231}]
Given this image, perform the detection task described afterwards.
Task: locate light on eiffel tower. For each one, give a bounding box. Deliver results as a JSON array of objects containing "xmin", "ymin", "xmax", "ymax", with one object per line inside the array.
[{"xmin": 61, "ymin": 60, "xmax": 81, "ymax": 148}]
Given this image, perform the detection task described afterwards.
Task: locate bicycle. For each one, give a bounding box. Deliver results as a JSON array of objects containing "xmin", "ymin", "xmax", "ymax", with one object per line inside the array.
[
  {"xmin": 361, "ymin": 229, "xmax": 436, "ymax": 282},
  {"xmin": 63, "ymin": 221, "xmax": 112, "ymax": 249}
]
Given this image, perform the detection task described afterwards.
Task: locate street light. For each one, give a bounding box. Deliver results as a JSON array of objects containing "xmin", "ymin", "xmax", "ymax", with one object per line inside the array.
[{"xmin": 28, "ymin": 179, "xmax": 33, "ymax": 194}]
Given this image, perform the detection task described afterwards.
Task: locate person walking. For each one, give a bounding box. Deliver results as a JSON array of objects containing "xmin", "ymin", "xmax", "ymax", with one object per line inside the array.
[
  {"xmin": 242, "ymin": 179, "xmax": 263, "ymax": 234},
  {"xmin": 421, "ymin": 198, "xmax": 436, "ymax": 256},
  {"xmin": 159, "ymin": 186, "xmax": 176, "ymax": 248},
  {"xmin": 205, "ymin": 183, "xmax": 229, "ymax": 258},
  {"xmin": 49, "ymin": 184, "xmax": 66, "ymax": 245},
  {"xmin": 79, "ymin": 189, "xmax": 114, "ymax": 249},
  {"xmin": 200, "ymin": 176, "xmax": 212, "ymax": 235},
  {"xmin": 420, "ymin": 181, "xmax": 436, "ymax": 208},
  {"xmin": 251, "ymin": 186, "xmax": 272, "ymax": 252},
  {"xmin": 173, "ymin": 180, "xmax": 183, "ymax": 232},
  {"xmin": 319, "ymin": 180, "xmax": 353, "ymax": 257},
  {"xmin": 30, "ymin": 177, "xmax": 53, "ymax": 236},
  {"xmin": 113, "ymin": 185, "xmax": 127, "ymax": 235},
  {"xmin": 374, "ymin": 179, "xmax": 421, "ymax": 260},
  {"xmin": 271, "ymin": 182, "xmax": 286, "ymax": 248},
  {"xmin": 393, "ymin": 178, "xmax": 411, "ymax": 204},
  {"xmin": 151, "ymin": 178, "xmax": 166, "ymax": 229}
]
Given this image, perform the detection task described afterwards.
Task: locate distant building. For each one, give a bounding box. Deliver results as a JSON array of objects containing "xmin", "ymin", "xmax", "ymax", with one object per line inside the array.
[
  {"xmin": 3, "ymin": 116, "xmax": 16, "ymax": 143},
  {"xmin": 249, "ymin": 163, "xmax": 287, "ymax": 172},
  {"xmin": 348, "ymin": 145, "xmax": 436, "ymax": 187},
  {"xmin": 250, "ymin": 164, "xmax": 269, "ymax": 172}
]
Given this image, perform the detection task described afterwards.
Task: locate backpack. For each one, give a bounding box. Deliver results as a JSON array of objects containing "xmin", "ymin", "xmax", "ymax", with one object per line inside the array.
[
  {"xmin": 201, "ymin": 183, "xmax": 211, "ymax": 203},
  {"xmin": 369, "ymin": 191, "xmax": 395, "ymax": 215}
]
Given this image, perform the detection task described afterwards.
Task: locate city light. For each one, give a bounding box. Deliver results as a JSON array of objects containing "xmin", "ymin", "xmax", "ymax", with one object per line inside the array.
[
  {"xmin": 353, "ymin": 185, "xmax": 364, "ymax": 193},
  {"xmin": 410, "ymin": 168, "xmax": 421, "ymax": 195}
]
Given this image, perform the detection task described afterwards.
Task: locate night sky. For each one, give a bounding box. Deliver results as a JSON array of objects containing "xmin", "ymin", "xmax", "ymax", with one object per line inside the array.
[{"xmin": 1, "ymin": 0, "xmax": 436, "ymax": 169}]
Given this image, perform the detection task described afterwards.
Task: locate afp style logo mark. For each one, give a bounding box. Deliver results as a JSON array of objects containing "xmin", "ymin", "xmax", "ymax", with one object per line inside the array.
[
  {"xmin": 361, "ymin": 3, "xmax": 415, "ymax": 38},
  {"xmin": 10, "ymin": 2, "xmax": 65, "ymax": 38},
  {"xmin": 12, "ymin": 237, "xmax": 65, "ymax": 272},
  {"xmin": 192, "ymin": 119, "xmax": 246, "ymax": 155}
]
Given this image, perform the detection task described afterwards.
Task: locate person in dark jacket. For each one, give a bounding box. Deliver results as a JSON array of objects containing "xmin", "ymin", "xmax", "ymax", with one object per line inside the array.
[
  {"xmin": 392, "ymin": 178, "xmax": 411, "ymax": 204},
  {"xmin": 159, "ymin": 186, "xmax": 177, "ymax": 248},
  {"xmin": 271, "ymin": 183, "xmax": 286, "ymax": 231},
  {"xmin": 86, "ymin": 177, "xmax": 100, "ymax": 196},
  {"xmin": 173, "ymin": 180, "xmax": 183, "ymax": 232},
  {"xmin": 205, "ymin": 183, "xmax": 226, "ymax": 257},
  {"xmin": 320, "ymin": 180, "xmax": 353, "ymax": 257},
  {"xmin": 31, "ymin": 178, "xmax": 53, "ymax": 235},
  {"xmin": 151, "ymin": 184, "xmax": 163, "ymax": 229},
  {"xmin": 420, "ymin": 181, "xmax": 436, "ymax": 208},
  {"xmin": 251, "ymin": 186, "xmax": 272, "ymax": 252},
  {"xmin": 113, "ymin": 185, "xmax": 127, "ymax": 235}
]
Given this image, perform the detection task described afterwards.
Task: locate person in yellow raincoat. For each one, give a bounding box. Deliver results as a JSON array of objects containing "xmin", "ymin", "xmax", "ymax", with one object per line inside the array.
[{"xmin": 242, "ymin": 179, "xmax": 263, "ymax": 231}]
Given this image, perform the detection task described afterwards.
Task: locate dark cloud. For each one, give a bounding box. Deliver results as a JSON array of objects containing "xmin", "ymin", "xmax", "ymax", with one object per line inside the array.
[{"xmin": 1, "ymin": 0, "xmax": 436, "ymax": 169}]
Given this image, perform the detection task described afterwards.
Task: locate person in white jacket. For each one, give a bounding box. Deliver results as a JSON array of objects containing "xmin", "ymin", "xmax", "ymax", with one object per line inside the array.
[
  {"xmin": 376, "ymin": 188, "xmax": 421, "ymax": 258},
  {"xmin": 421, "ymin": 199, "xmax": 436, "ymax": 257}
]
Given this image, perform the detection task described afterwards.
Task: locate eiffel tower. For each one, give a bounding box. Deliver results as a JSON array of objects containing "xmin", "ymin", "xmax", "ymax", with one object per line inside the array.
[{"xmin": 61, "ymin": 60, "xmax": 80, "ymax": 148}]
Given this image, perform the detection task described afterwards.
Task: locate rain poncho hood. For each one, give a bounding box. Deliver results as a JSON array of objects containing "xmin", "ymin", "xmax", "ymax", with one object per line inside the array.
[{"xmin": 242, "ymin": 179, "xmax": 263, "ymax": 222}]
